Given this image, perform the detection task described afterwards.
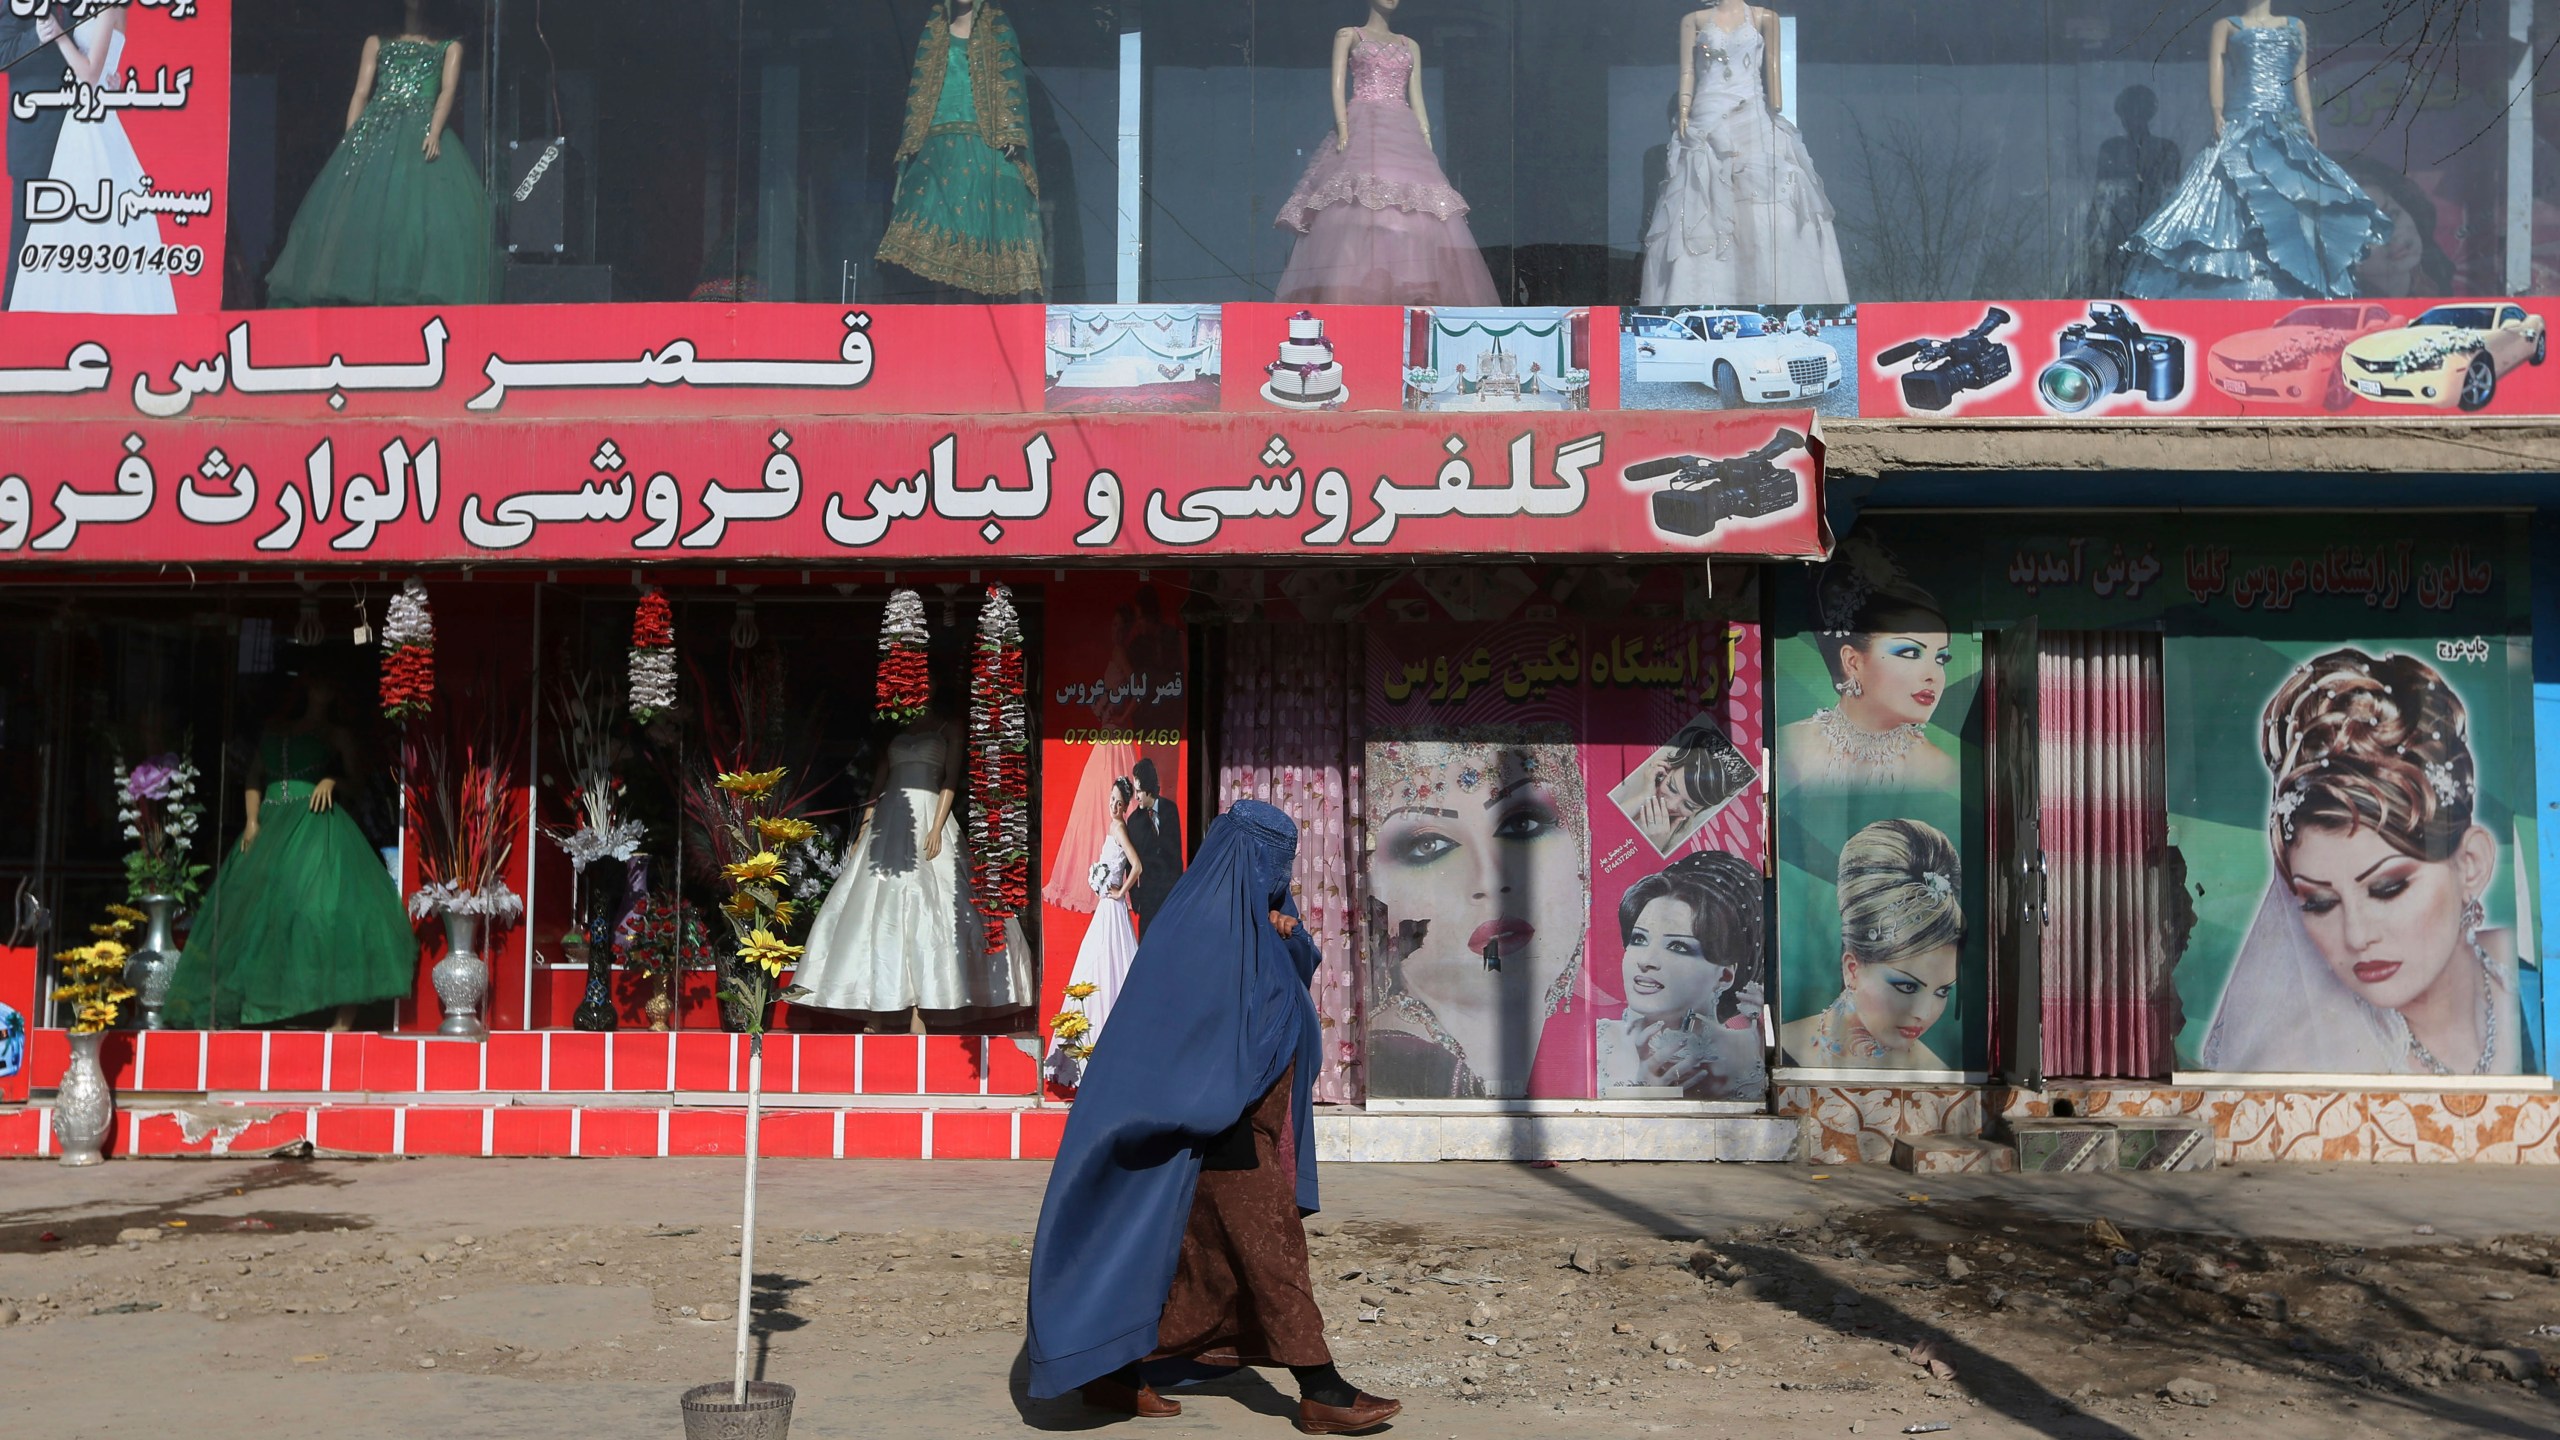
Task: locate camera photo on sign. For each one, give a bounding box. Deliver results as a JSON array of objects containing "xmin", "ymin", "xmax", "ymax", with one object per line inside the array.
[
  {"xmin": 1875, "ymin": 307, "xmax": 2014, "ymax": 413},
  {"xmin": 1607, "ymin": 714, "xmax": 1760, "ymax": 857},
  {"xmin": 2038, "ymin": 303, "xmax": 2190, "ymax": 414},
  {"xmin": 1622, "ymin": 428, "xmax": 1808, "ymax": 541}
]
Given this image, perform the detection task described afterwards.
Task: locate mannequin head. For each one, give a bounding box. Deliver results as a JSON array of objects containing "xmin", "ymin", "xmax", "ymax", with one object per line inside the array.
[
  {"xmin": 2115, "ymin": 85, "xmax": 2158, "ymax": 136},
  {"xmin": 1368, "ymin": 0, "xmax": 1401, "ymax": 23}
]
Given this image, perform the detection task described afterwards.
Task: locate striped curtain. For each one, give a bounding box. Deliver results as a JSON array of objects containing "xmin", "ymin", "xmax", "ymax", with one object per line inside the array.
[
  {"xmin": 1218, "ymin": 625, "xmax": 1366, "ymax": 1105},
  {"xmin": 2038, "ymin": 631, "xmax": 2175, "ymax": 1079}
]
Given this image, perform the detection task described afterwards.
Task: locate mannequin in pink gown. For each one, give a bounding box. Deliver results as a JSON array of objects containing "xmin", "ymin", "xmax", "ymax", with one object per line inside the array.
[{"xmin": 1274, "ymin": 3, "xmax": 1499, "ymax": 306}]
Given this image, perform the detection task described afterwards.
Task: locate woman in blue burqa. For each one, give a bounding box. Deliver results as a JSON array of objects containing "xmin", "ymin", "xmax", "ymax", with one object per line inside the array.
[{"xmin": 1027, "ymin": 799, "xmax": 1400, "ymax": 1435}]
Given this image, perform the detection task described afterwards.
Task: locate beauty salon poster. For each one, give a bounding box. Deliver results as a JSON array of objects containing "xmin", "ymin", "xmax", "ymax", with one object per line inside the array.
[
  {"xmin": 1361, "ymin": 600, "xmax": 1767, "ymax": 1102},
  {"xmin": 1771, "ymin": 533, "xmax": 1985, "ymax": 1078},
  {"xmin": 1777, "ymin": 513, "xmax": 2542, "ymax": 1083}
]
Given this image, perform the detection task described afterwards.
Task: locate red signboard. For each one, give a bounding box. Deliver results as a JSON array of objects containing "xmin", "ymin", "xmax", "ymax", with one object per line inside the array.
[
  {"xmin": 0, "ymin": 409, "xmax": 1826, "ymax": 564},
  {"xmin": 1863, "ymin": 298, "xmax": 2559, "ymax": 420}
]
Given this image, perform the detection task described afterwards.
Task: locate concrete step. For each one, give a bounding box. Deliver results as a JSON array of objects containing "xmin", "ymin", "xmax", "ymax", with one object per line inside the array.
[
  {"xmin": 2008, "ymin": 1118, "xmax": 2121, "ymax": 1172},
  {"xmin": 1319, "ymin": 1111, "xmax": 1801, "ymax": 1163},
  {"xmin": 1891, "ymin": 1134, "xmax": 2017, "ymax": 1175}
]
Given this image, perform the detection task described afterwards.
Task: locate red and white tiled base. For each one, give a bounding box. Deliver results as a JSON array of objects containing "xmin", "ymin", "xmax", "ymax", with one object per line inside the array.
[
  {"xmin": 12, "ymin": 1028, "xmax": 1047, "ymax": 1101},
  {"xmin": 1, "ymin": 1027, "xmax": 1060, "ymax": 1161},
  {"xmin": 0, "ymin": 1100, "xmax": 1064, "ymax": 1161}
]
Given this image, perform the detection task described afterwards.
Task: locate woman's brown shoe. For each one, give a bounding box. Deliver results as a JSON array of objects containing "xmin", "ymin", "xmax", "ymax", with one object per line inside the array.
[
  {"xmin": 1294, "ymin": 1392, "xmax": 1401, "ymax": 1435},
  {"xmin": 1079, "ymin": 1376, "xmax": 1181, "ymax": 1418}
]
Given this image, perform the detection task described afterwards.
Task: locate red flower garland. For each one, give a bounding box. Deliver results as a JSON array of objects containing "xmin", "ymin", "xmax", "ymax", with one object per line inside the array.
[
  {"xmin": 876, "ymin": 589, "xmax": 933, "ymax": 723},
  {"xmin": 967, "ymin": 585, "xmax": 1029, "ymax": 954},
  {"xmin": 629, "ymin": 590, "xmax": 677, "ymax": 723},
  {"xmin": 379, "ymin": 577, "xmax": 435, "ymax": 722},
  {"xmin": 380, "ymin": 645, "xmax": 435, "ymax": 721}
]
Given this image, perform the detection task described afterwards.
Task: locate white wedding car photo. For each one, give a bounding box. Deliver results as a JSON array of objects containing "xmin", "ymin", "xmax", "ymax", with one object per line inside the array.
[{"xmin": 1626, "ymin": 308, "xmax": 1845, "ymax": 408}]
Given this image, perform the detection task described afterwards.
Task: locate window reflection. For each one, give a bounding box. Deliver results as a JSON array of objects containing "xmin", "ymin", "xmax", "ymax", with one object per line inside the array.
[{"xmin": 224, "ymin": 1, "xmax": 2542, "ymax": 310}]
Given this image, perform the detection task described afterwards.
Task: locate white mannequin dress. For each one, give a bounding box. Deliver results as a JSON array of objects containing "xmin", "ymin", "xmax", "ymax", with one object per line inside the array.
[
  {"xmin": 10, "ymin": 18, "xmax": 178, "ymax": 314},
  {"xmin": 796, "ymin": 727, "xmax": 1032, "ymax": 1013},
  {"xmin": 1638, "ymin": 12, "xmax": 1847, "ymax": 305},
  {"xmin": 1047, "ymin": 830, "xmax": 1139, "ymax": 1080}
]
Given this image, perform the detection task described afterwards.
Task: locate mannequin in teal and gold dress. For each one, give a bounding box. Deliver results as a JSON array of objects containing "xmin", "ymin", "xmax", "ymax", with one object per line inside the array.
[
  {"xmin": 265, "ymin": 0, "xmax": 500, "ymax": 307},
  {"xmin": 163, "ymin": 679, "xmax": 416, "ymax": 1030},
  {"xmin": 876, "ymin": 0, "xmax": 1045, "ymax": 299}
]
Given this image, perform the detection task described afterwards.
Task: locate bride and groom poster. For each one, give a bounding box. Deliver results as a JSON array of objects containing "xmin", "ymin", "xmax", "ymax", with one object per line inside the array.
[{"xmin": 3, "ymin": 0, "xmax": 226, "ymax": 314}]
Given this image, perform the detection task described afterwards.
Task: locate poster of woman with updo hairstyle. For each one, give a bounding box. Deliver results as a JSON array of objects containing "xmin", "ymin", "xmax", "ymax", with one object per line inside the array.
[
  {"xmin": 1773, "ymin": 531, "xmax": 1982, "ymax": 1076},
  {"xmin": 2190, "ymin": 646, "xmax": 2535, "ymax": 1076}
]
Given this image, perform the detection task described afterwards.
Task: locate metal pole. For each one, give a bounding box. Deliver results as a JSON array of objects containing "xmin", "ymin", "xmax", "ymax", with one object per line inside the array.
[{"xmin": 731, "ymin": 1032, "xmax": 764, "ymax": 1403}]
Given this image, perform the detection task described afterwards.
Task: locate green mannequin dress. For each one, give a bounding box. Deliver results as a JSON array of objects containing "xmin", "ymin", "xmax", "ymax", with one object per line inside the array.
[
  {"xmin": 162, "ymin": 732, "xmax": 417, "ymax": 1028},
  {"xmin": 876, "ymin": 4, "xmax": 1045, "ymax": 297},
  {"xmin": 266, "ymin": 37, "xmax": 501, "ymax": 307}
]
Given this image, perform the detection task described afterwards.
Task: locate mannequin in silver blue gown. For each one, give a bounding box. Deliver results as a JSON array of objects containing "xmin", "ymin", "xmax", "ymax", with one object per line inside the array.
[{"xmin": 2121, "ymin": 13, "xmax": 2391, "ymax": 299}]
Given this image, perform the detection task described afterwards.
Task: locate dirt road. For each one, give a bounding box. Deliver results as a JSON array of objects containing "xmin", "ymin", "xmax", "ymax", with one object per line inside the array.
[{"xmin": 1, "ymin": 1158, "xmax": 2554, "ymax": 1438}]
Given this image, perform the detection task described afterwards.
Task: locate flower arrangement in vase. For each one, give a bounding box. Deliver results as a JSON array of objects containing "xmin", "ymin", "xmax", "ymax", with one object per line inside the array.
[
  {"xmin": 113, "ymin": 748, "xmax": 207, "ymax": 1028},
  {"xmin": 404, "ymin": 710, "xmax": 528, "ymax": 1040},
  {"xmin": 615, "ymin": 891, "xmax": 714, "ymax": 1032},
  {"xmin": 50, "ymin": 904, "xmax": 143, "ymax": 1164},
  {"xmin": 544, "ymin": 672, "xmax": 648, "ymax": 1031}
]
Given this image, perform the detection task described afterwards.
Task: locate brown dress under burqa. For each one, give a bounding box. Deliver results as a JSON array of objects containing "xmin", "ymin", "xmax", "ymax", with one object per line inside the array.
[{"xmin": 1149, "ymin": 1064, "xmax": 1332, "ymax": 1370}]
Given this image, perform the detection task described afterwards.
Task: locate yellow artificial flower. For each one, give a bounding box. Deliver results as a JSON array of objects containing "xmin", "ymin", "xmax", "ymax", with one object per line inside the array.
[
  {"xmin": 106, "ymin": 902, "xmax": 147, "ymax": 924},
  {"xmin": 1052, "ymin": 1012, "xmax": 1091, "ymax": 1041},
  {"xmin": 753, "ymin": 816, "xmax": 818, "ymax": 846},
  {"xmin": 721, "ymin": 891, "xmax": 761, "ymax": 924},
  {"xmin": 738, "ymin": 928, "xmax": 805, "ymax": 978},
  {"xmin": 1065, "ymin": 981, "xmax": 1098, "ymax": 1000},
  {"xmin": 716, "ymin": 767, "xmax": 788, "ymax": 797},
  {"xmin": 722, "ymin": 851, "xmax": 783, "ymax": 885},
  {"xmin": 773, "ymin": 900, "xmax": 799, "ymax": 929}
]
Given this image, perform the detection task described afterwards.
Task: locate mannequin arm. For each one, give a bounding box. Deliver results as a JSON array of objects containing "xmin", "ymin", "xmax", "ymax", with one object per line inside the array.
[
  {"xmin": 1330, "ymin": 29, "xmax": 1353, "ymax": 148},
  {"xmin": 346, "ymin": 36, "xmax": 381, "ymax": 133},
  {"xmin": 1407, "ymin": 39, "xmax": 1433, "ymax": 149},
  {"xmin": 240, "ymin": 788, "xmax": 265, "ymax": 850},
  {"xmin": 1675, "ymin": 14, "xmax": 1697, "ymax": 132},
  {"xmin": 923, "ymin": 720, "xmax": 960, "ymax": 858},
  {"xmin": 2207, "ymin": 20, "xmax": 2228, "ymax": 139},
  {"xmin": 1758, "ymin": 9, "xmax": 1783, "ymax": 114},
  {"xmin": 2291, "ymin": 20, "xmax": 2318, "ymax": 142},
  {"xmin": 423, "ymin": 41, "xmax": 462, "ymax": 159}
]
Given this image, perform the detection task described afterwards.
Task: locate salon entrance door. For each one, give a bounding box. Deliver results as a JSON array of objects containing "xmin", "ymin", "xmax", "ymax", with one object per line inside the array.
[{"xmin": 1985, "ymin": 620, "xmax": 2043, "ymax": 1091}]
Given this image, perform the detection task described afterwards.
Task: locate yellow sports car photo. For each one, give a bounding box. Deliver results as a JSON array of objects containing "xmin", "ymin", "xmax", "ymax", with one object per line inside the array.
[{"xmin": 2339, "ymin": 302, "xmax": 2546, "ymax": 412}]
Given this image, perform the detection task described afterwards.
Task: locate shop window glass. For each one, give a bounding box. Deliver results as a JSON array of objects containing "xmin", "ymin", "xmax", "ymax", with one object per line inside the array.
[{"xmin": 227, "ymin": 2, "xmax": 2542, "ymax": 311}]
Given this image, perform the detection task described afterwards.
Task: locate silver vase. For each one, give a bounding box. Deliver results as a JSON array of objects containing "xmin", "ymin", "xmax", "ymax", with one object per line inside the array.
[
  {"xmin": 431, "ymin": 908, "xmax": 490, "ymax": 1041},
  {"xmin": 122, "ymin": 894, "xmax": 182, "ymax": 1031},
  {"xmin": 57, "ymin": 1031, "xmax": 114, "ymax": 1166}
]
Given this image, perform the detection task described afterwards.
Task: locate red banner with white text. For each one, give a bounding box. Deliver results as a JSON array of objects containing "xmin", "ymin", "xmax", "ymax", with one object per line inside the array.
[{"xmin": 0, "ymin": 409, "xmax": 1824, "ymax": 564}]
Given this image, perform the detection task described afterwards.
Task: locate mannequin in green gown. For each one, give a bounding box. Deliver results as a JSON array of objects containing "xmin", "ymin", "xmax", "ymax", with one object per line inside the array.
[{"xmin": 163, "ymin": 677, "xmax": 417, "ymax": 1030}]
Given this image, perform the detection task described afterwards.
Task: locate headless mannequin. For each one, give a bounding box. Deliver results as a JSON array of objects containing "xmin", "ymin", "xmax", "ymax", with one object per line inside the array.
[
  {"xmin": 1678, "ymin": 1, "xmax": 1785, "ymax": 129},
  {"xmin": 859, "ymin": 704, "xmax": 963, "ymax": 1035},
  {"xmin": 343, "ymin": 0, "xmax": 465, "ymax": 162},
  {"xmin": 241, "ymin": 679, "xmax": 364, "ymax": 1032},
  {"xmin": 2214, "ymin": 3, "xmax": 2317, "ymax": 143},
  {"xmin": 1332, "ymin": 0, "xmax": 1432, "ymax": 153}
]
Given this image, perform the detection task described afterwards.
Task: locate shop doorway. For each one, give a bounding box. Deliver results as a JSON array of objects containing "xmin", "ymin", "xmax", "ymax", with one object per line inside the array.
[{"xmin": 1990, "ymin": 628, "xmax": 2177, "ymax": 1084}]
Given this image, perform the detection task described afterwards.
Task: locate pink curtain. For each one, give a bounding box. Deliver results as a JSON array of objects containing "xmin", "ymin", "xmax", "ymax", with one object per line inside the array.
[
  {"xmin": 1219, "ymin": 625, "xmax": 1366, "ymax": 1105},
  {"xmin": 2038, "ymin": 631, "xmax": 2174, "ymax": 1080}
]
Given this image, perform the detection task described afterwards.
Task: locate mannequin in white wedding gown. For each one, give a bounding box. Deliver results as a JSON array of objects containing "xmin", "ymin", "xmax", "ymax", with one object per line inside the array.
[{"xmin": 796, "ymin": 705, "xmax": 1032, "ymax": 1030}]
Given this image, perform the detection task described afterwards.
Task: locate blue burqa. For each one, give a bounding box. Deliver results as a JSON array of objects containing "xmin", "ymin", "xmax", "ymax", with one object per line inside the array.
[{"xmin": 1025, "ymin": 799, "xmax": 1323, "ymax": 1399}]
